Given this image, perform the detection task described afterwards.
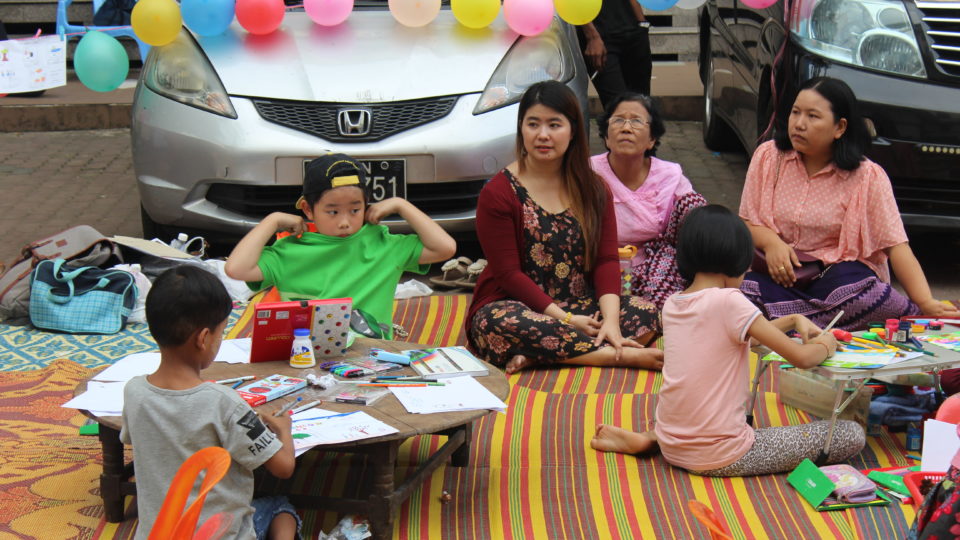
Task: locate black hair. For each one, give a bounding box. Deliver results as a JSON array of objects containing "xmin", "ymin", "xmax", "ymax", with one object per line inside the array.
[
  {"xmin": 773, "ymin": 77, "xmax": 869, "ymax": 171},
  {"xmin": 596, "ymin": 92, "xmax": 666, "ymax": 157},
  {"xmin": 146, "ymin": 265, "xmax": 233, "ymax": 347},
  {"xmin": 676, "ymin": 205, "xmax": 754, "ymax": 282}
]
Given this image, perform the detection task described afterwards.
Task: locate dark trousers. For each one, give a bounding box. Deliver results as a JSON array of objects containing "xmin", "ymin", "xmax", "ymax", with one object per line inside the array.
[{"xmin": 591, "ymin": 28, "xmax": 652, "ymax": 108}]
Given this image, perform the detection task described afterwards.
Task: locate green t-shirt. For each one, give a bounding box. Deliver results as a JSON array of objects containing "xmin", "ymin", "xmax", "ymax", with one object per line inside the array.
[{"xmin": 250, "ymin": 224, "xmax": 428, "ymax": 337}]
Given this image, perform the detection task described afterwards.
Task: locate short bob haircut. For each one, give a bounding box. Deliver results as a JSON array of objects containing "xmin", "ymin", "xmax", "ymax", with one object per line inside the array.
[
  {"xmin": 676, "ymin": 204, "xmax": 754, "ymax": 282},
  {"xmin": 597, "ymin": 93, "xmax": 666, "ymax": 157},
  {"xmin": 773, "ymin": 77, "xmax": 869, "ymax": 171},
  {"xmin": 146, "ymin": 265, "xmax": 233, "ymax": 348}
]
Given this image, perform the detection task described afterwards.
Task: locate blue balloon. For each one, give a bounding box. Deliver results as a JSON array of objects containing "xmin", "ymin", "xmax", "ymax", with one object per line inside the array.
[
  {"xmin": 182, "ymin": 0, "xmax": 236, "ymax": 37},
  {"xmin": 74, "ymin": 31, "xmax": 129, "ymax": 92},
  {"xmin": 638, "ymin": 0, "xmax": 679, "ymax": 11}
]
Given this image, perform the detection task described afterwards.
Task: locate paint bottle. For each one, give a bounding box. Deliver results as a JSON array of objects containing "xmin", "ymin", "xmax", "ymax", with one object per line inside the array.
[
  {"xmin": 289, "ymin": 328, "xmax": 316, "ymax": 368},
  {"xmin": 896, "ymin": 321, "xmax": 912, "ymax": 343},
  {"xmin": 885, "ymin": 319, "xmax": 900, "ymax": 341}
]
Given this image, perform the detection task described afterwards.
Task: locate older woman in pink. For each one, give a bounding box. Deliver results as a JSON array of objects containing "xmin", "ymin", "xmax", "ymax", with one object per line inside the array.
[
  {"xmin": 740, "ymin": 77, "xmax": 958, "ymax": 330},
  {"xmin": 591, "ymin": 93, "xmax": 706, "ymax": 309}
]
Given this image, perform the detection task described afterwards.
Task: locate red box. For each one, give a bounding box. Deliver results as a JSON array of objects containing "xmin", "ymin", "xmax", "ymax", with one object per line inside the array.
[{"xmin": 250, "ymin": 300, "xmax": 320, "ymax": 363}]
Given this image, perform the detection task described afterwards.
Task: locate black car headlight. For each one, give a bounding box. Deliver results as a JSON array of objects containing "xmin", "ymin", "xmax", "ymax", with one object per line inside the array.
[
  {"xmin": 791, "ymin": 0, "xmax": 926, "ymax": 78},
  {"xmin": 144, "ymin": 29, "xmax": 238, "ymax": 119}
]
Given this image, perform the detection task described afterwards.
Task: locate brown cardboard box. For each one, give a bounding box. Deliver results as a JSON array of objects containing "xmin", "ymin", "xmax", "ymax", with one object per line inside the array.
[{"xmin": 778, "ymin": 368, "xmax": 873, "ymax": 427}]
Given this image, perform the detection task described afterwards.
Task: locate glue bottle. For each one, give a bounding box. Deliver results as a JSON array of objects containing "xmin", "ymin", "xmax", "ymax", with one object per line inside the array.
[{"xmin": 289, "ymin": 328, "xmax": 316, "ymax": 368}]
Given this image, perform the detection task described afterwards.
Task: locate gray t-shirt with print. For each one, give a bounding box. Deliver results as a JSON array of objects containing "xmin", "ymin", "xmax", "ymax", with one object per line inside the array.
[{"xmin": 120, "ymin": 376, "xmax": 282, "ymax": 539}]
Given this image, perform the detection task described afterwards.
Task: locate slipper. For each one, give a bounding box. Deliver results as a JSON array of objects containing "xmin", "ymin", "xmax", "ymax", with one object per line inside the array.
[
  {"xmin": 428, "ymin": 257, "xmax": 473, "ymax": 289},
  {"xmin": 453, "ymin": 259, "xmax": 487, "ymax": 289}
]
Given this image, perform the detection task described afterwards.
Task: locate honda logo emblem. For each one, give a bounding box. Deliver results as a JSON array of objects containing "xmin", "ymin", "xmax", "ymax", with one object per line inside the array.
[{"xmin": 337, "ymin": 109, "xmax": 372, "ymax": 137}]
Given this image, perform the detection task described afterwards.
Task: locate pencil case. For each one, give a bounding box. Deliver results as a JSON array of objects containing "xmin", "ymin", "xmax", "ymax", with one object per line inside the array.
[{"xmin": 819, "ymin": 464, "xmax": 878, "ymax": 503}]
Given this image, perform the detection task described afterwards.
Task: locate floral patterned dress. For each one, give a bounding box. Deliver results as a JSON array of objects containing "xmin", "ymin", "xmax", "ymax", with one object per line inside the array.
[
  {"xmin": 469, "ymin": 171, "xmax": 660, "ymax": 367},
  {"xmin": 909, "ymin": 465, "xmax": 960, "ymax": 539}
]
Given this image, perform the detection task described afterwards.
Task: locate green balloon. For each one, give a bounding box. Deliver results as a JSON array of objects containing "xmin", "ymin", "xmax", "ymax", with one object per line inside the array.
[{"xmin": 74, "ymin": 31, "xmax": 130, "ymax": 92}]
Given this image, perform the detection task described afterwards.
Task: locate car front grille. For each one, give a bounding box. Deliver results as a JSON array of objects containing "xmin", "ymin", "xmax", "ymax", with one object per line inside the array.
[
  {"xmin": 916, "ymin": 2, "xmax": 960, "ymax": 77},
  {"xmin": 251, "ymin": 96, "xmax": 459, "ymax": 142},
  {"xmin": 206, "ymin": 179, "xmax": 486, "ymax": 219}
]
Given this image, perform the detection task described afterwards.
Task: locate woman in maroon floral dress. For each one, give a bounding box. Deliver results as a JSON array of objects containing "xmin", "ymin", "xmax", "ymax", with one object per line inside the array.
[{"xmin": 465, "ymin": 80, "xmax": 663, "ymax": 375}]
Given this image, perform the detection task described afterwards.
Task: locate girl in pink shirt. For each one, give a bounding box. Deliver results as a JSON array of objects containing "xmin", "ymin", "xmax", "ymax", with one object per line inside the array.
[{"xmin": 591, "ymin": 205, "xmax": 866, "ymax": 476}]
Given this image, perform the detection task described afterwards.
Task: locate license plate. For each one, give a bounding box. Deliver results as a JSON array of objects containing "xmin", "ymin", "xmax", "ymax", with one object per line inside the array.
[
  {"xmin": 303, "ymin": 158, "xmax": 406, "ymax": 203},
  {"xmin": 359, "ymin": 159, "xmax": 406, "ymax": 202}
]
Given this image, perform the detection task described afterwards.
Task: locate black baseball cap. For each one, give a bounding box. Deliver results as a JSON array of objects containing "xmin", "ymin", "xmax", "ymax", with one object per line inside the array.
[{"xmin": 297, "ymin": 153, "xmax": 368, "ymax": 208}]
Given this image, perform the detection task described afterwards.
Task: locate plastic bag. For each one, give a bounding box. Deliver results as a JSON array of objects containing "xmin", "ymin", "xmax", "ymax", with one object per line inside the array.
[
  {"xmin": 394, "ymin": 279, "xmax": 433, "ymax": 299},
  {"xmin": 111, "ymin": 264, "xmax": 152, "ymax": 323},
  {"xmin": 317, "ymin": 515, "xmax": 371, "ymax": 540}
]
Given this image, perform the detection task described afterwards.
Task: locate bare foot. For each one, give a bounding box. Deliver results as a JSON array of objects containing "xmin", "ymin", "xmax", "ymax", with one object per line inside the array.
[
  {"xmin": 504, "ymin": 354, "xmax": 533, "ymax": 375},
  {"xmin": 620, "ymin": 347, "xmax": 664, "ymax": 371},
  {"xmin": 590, "ymin": 425, "xmax": 659, "ymax": 455}
]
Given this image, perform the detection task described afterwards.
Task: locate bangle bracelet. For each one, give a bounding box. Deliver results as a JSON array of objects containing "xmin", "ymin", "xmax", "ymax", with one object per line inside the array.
[
  {"xmin": 562, "ymin": 312, "xmax": 573, "ymax": 324},
  {"xmin": 815, "ymin": 342, "xmax": 830, "ymax": 357}
]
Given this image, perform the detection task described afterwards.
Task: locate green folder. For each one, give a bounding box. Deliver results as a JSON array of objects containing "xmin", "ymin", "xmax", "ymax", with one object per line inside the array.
[
  {"xmin": 787, "ymin": 459, "xmax": 891, "ymax": 511},
  {"xmin": 867, "ymin": 470, "xmax": 912, "ymax": 497}
]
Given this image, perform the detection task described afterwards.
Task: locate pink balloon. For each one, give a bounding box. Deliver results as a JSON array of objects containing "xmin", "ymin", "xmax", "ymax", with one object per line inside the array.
[
  {"xmin": 304, "ymin": 0, "xmax": 353, "ymax": 26},
  {"xmin": 503, "ymin": 0, "xmax": 553, "ymax": 37},
  {"xmin": 236, "ymin": 0, "xmax": 285, "ymax": 34},
  {"xmin": 740, "ymin": 0, "xmax": 777, "ymax": 8}
]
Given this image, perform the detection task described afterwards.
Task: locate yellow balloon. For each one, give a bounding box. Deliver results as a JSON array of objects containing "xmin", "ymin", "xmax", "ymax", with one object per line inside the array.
[
  {"xmin": 554, "ymin": 0, "xmax": 601, "ymax": 25},
  {"xmin": 451, "ymin": 0, "xmax": 500, "ymax": 29},
  {"xmin": 132, "ymin": 0, "xmax": 183, "ymax": 47}
]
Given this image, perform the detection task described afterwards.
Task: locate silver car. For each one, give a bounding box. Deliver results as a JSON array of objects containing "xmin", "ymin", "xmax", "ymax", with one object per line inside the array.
[{"xmin": 132, "ymin": 3, "xmax": 589, "ymax": 241}]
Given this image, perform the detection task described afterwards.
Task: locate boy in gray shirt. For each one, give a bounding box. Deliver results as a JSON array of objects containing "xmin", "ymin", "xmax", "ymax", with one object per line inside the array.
[{"xmin": 121, "ymin": 266, "xmax": 300, "ymax": 539}]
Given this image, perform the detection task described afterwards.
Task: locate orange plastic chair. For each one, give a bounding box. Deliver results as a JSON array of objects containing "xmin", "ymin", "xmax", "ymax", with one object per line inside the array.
[
  {"xmin": 936, "ymin": 394, "xmax": 960, "ymax": 424},
  {"xmin": 148, "ymin": 447, "xmax": 233, "ymax": 540},
  {"xmin": 688, "ymin": 500, "xmax": 734, "ymax": 540}
]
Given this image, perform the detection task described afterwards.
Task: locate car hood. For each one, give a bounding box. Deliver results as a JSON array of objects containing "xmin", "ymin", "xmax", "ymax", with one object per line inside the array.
[{"xmin": 197, "ymin": 10, "xmax": 520, "ymax": 102}]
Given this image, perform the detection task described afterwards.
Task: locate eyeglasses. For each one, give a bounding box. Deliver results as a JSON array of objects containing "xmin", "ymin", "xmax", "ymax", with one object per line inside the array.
[{"xmin": 609, "ymin": 117, "xmax": 651, "ymax": 129}]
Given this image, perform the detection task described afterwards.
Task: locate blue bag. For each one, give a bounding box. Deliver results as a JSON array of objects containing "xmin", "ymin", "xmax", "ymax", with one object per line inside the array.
[{"xmin": 29, "ymin": 259, "xmax": 138, "ymax": 334}]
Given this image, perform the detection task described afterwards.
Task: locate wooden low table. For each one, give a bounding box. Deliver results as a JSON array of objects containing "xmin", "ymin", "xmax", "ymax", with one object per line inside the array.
[{"xmin": 76, "ymin": 338, "xmax": 509, "ymax": 539}]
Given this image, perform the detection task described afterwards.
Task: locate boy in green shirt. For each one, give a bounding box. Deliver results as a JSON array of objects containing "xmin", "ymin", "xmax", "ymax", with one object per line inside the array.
[{"xmin": 225, "ymin": 154, "xmax": 456, "ymax": 337}]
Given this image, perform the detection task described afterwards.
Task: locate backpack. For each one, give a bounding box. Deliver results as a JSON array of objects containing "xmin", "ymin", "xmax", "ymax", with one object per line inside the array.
[{"xmin": 0, "ymin": 225, "xmax": 122, "ymax": 325}]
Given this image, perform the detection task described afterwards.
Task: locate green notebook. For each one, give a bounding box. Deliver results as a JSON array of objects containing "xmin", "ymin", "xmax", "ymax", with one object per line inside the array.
[{"xmin": 787, "ymin": 459, "xmax": 891, "ymax": 511}]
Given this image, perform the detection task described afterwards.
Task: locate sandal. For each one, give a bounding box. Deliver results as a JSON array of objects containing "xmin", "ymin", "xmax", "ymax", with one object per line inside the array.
[
  {"xmin": 453, "ymin": 259, "xmax": 487, "ymax": 289},
  {"xmin": 428, "ymin": 256, "xmax": 473, "ymax": 289}
]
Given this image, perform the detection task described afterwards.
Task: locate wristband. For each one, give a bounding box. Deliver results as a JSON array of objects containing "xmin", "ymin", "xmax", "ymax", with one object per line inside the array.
[{"xmin": 562, "ymin": 312, "xmax": 573, "ymax": 324}]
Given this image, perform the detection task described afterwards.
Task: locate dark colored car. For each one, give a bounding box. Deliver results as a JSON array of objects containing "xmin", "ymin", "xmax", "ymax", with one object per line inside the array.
[{"xmin": 699, "ymin": 0, "xmax": 960, "ymax": 229}]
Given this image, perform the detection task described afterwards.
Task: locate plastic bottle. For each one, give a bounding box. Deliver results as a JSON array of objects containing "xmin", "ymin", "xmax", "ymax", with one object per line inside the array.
[
  {"xmin": 289, "ymin": 328, "xmax": 316, "ymax": 368},
  {"xmin": 906, "ymin": 422, "xmax": 922, "ymax": 451},
  {"xmin": 885, "ymin": 319, "xmax": 900, "ymax": 341},
  {"xmin": 169, "ymin": 232, "xmax": 189, "ymax": 251},
  {"xmin": 896, "ymin": 321, "xmax": 912, "ymax": 343}
]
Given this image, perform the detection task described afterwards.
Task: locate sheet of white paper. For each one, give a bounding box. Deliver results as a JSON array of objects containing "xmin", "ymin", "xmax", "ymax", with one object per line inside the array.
[
  {"xmin": 922, "ymin": 419, "xmax": 960, "ymax": 472},
  {"xmin": 92, "ymin": 352, "xmax": 161, "ymax": 382},
  {"xmin": 63, "ymin": 381, "xmax": 126, "ymax": 412},
  {"xmin": 290, "ymin": 411, "xmax": 398, "ymax": 456},
  {"xmin": 215, "ymin": 338, "xmax": 251, "ymax": 364},
  {"xmin": 389, "ymin": 376, "xmax": 507, "ymax": 414},
  {"xmin": 0, "ymin": 36, "xmax": 67, "ymax": 93}
]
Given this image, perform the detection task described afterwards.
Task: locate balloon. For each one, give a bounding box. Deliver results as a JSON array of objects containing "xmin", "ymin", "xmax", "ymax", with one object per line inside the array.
[
  {"xmin": 74, "ymin": 31, "xmax": 129, "ymax": 93},
  {"xmin": 451, "ymin": 0, "xmax": 500, "ymax": 29},
  {"xmin": 304, "ymin": 0, "xmax": 354, "ymax": 26},
  {"xmin": 181, "ymin": 0, "xmax": 236, "ymax": 37},
  {"xmin": 675, "ymin": 0, "xmax": 706, "ymax": 8},
  {"xmin": 554, "ymin": 0, "xmax": 601, "ymax": 25},
  {"xmin": 236, "ymin": 0, "xmax": 286, "ymax": 35},
  {"xmin": 131, "ymin": 0, "xmax": 183, "ymax": 46},
  {"xmin": 388, "ymin": 0, "xmax": 441, "ymax": 27},
  {"xmin": 503, "ymin": 0, "xmax": 554, "ymax": 36},
  {"xmin": 740, "ymin": 0, "xmax": 778, "ymax": 8},
  {"xmin": 639, "ymin": 0, "xmax": 679, "ymax": 10}
]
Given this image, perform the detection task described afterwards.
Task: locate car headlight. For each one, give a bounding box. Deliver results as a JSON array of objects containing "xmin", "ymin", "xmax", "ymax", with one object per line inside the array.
[
  {"xmin": 143, "ymin": 29, "xmax": 238, "ymax": 119},
  {"xmin": 473, "ymin": 18, "xmax": 576, "ymax": 115},
  {"xmin": 791, "ymin": 0, "xmax": 926, "ymax": 78}
]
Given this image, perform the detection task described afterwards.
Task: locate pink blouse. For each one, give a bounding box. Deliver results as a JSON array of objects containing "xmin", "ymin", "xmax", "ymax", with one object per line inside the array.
[
  {"xmin": 739, "ymin": 141, "xmax": 907, "ymax": 282},
  {"xmin": 591, "ymin": 153, "xmax": 694, "ymax": 267}
]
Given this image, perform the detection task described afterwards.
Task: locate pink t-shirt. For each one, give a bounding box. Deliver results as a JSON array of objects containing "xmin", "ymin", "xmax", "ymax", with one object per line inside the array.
[
  {"xmin": 591, "ymin": 153, "xmax": 694, "ymax": 267},
  {"xmin": 655, "ymin": 287, "xmax": 762, "ymax": 471},
  {"xmin": 739, "ymin": 141, "xmax": 907, "ymax": 282}
]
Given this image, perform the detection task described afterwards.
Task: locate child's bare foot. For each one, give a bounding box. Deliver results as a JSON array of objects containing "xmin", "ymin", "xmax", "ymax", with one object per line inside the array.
[
  {"xmin": 590, "ymin": 425, "xmax": 659, "ymax": 455},
  {"xmin": 504, "ymin": 355, "xmax": 533, "ymax": 375},
  {"xmin": 620, "ymin": 347, "xmax": 664, "ymax": 370}
]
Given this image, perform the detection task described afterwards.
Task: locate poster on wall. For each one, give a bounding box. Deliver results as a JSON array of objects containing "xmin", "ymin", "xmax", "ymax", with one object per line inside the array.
[{"xmin": 0, "ymin": 35, "xmax": 67, "ymax": 94}]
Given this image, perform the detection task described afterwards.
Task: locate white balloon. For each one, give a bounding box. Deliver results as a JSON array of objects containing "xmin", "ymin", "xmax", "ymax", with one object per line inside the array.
[{"xmin": 675, "ymin": 0, "xmax": 707, "ymax": 8}]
